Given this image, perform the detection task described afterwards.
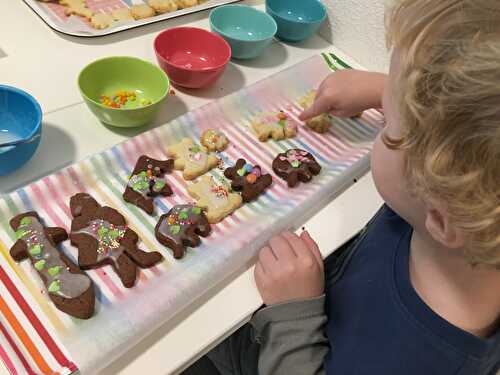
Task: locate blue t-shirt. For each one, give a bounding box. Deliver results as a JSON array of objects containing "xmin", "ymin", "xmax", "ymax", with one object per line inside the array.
[{"xmin": 324, "ymin": 205, "xmax": 500, "ymax": 374}]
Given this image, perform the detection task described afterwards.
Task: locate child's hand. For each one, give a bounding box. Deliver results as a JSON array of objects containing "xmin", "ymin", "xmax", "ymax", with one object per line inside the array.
[
  {"xmin": 299, "ymin": 70, "xmax": 386, "ymax": 120},
  {"xmin": 254, "ymin": 231, "xmax": 324, "ymax": 306}
]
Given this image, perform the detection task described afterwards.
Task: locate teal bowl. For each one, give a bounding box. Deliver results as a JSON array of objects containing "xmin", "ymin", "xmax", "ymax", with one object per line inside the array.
[
  {"xmin": 210, "ymin": 5, "xmax": 277, "ymax": 60},
  {"xmin": 266, "ymin": 0, "xmax": 326, "ymax": 42}
]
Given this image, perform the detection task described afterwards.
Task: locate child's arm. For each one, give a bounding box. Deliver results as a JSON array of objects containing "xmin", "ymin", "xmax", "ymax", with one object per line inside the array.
[
  {"xmin": 250, "ymin": 231, "xmax": 328, "ymax": 375},
  {"xmin": 300, "ymin": 70, "xmax": 387, "ymax": 120}
]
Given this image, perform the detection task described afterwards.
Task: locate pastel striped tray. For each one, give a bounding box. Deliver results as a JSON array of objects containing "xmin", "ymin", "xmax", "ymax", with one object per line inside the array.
[{"xmin": 0, "ymin": 54, "xmax": 384, "ymax": 375}]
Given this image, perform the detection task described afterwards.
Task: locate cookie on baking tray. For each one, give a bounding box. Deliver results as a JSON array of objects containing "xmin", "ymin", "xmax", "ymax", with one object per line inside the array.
[
  {"xmin": 148, "ymin": 0, "xmax": 178, "ymax": 13},
  {"xmin": 90, "ymin": 12, "xmax": 113, "ymax": 29},
  {"xmin": 123, "ymin": 156, "xmax": 174, "ymax": 215},
  {"xmin": 251, "ymin": 110, "xmax": 298, "ymax": 142},
  {"xmin": 155, "ymin": 204, "xmax": 211, "ymax": 259},
  {"xmin": 130, "ymin": 4, "xmax": 156, "ymax": 20},
  {"xmin": 9, "ymin": 212, "xmax": 95, "ymax": 319},
  {"xmin": 187, "ymin": 175, "xmax": 242, "ymax": 223},
  {"xmin": 298, "ymin": 91, "xmax": 332, "ymax": 134},
  {"xmin": 70, "ymin": 193, "xmax": 163, "ymax": 288},
  {"xmin": 224, "ymin": 159, "xmax": 272, "ymax": 202},
  {"xmin": 59, "ymin": 0, "xmax": 93, "ymax": 20},
  {"xmin": 200, "ymin": 129, "xmax": 229, "ymax": 152},
  {"xmin": 272, "ymin": 149, "xmax": 321, "ymax": 188},
  {"xmin": 175, "ymin": 0, "xmax": 198, "ymax": 9},
  {"xmin": 112, "ymin": 7, "xmax": 134, "ymax": 22},
  {"xmin": 166, "ymin": 138, "xmax": 219, "ymax": 180}
]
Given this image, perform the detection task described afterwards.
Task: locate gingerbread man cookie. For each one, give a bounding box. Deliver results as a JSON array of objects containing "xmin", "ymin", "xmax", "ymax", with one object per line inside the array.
[
  {"xmin": 123, "ymin": 156, "xmax": 174, "ymax": 215},
  {"xmin": 272, "ymin": 149, "xmax": 322, "ymax": 188},
  {"xmin": 298, "ymin": 91, "xmax": 332, "ymax": 133},
  {"xmin": 251, "ymin": 110, "xmax": 298, "ymax": 142},
  {"xmin": 200, "ymin": 129, "xmax": 229, "ymax": 152},
  {"xmin": 166, "ymin": 138, "xmax": 219, "ymax": 180},
  {"xmin": 155, "ymin": 205, "xmax": 211, "ymax": 259},
  {"xmin": 9, "ymin": 212, "xmax": 95, "ymax": 319},
  {"xmin": 187, "ymin": 175, "xmax": 242, "ymax": 223},
  {"xmin": 224, "ymin": 159, "xmax": 272, "ymax": 202},
  {"xmin": 70, "ymin": 193, "xmax": 163, "ymax": 288}
]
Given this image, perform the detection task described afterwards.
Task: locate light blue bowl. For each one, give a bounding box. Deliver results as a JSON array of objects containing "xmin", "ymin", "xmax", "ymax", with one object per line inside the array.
[
  {"xmin": 0, "ymin": 85, "xmax": 42, "ymax": 176},
  {"xmin": 210, "ymin": 5, "xmax": 277, "ymax": 60},
  {"xmin": 266, "ymin": 0, "xmax": 326, "ymax": 42}
]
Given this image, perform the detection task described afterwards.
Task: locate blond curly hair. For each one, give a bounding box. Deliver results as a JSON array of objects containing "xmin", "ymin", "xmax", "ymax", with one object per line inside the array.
[{"xmin": 385, "ymin": 0, "xmax": 500, "ymax": 267}]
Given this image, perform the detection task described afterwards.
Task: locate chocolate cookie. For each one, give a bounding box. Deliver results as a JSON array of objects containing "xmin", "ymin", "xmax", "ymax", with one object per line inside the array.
[
  {"xmin": 9, "ymin": 212, "xmax": 95, "ymax": 319},
  {"xmin": 272, "ymin": 149, "xmax": 321, "ymax": 188},
  {"xmin": 224, "ymin": 159, "xmax": 273, "ymax": 202},
  {"xmin": 155, "ymin": 204, "xmax": 211, "ymax": 259},
  {"xmin": 70, "ymin": 193, "xmax": 163, "ymax": 288},
  {"xmin": 123, "ymin": 156, "xmax": 174, "ymax": 215}
]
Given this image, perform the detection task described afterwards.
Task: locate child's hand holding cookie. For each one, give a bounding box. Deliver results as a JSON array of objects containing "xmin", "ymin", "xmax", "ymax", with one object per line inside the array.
[
  {"xmin": 300, "ymin": 70, "xmax": 386, "ymax": 120},
  {"xmin": 254, "ymin": 231, "xmax": 324, "ymax": 306}
]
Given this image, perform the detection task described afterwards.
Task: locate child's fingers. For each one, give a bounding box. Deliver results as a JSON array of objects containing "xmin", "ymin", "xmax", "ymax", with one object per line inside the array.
[
  {"xmin": 269, "ymin": 233, "xmax": 297, "ymax": 259},
  {"xmin": 258, "ymin": 246, "xmax": 277, "ymax": 271},
  {"xmin": 300, "ymin": 230, "xmax": 324, "ymax": 269},
  {"xmin": 281, "ymin": 231, "xmax": 309, "ymax": 257}
]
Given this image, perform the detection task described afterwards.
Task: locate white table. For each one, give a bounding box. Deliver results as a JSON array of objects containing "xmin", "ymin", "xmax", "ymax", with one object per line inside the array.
[{"xmin": 0, "ymin": 1, "xmax": 383, "ymax": 374}]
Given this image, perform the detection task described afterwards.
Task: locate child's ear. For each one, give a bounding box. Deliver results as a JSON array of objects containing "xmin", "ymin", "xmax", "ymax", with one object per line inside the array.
[{"xmin": 425, "ymin": 207, "xmax": 466, "ymax": 249}]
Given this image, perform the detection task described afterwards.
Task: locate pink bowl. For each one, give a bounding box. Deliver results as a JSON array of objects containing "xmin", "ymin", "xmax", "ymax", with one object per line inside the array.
[{"xmin": 154, "ymin": 27, "xmax": 231, "ymax": 89}]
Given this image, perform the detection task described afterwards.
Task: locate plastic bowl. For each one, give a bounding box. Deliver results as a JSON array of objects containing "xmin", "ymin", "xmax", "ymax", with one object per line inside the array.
[
  {"xmin": 210, "ymin": 5, "xmax": 277, "ymax": 60},
  {"xmin": 78, "ymin": 56, "xmax": 170, "ymax": 128},
  {"xmin": 0, "ymin": 85, "xmax": 42, "ymax": 176},
  {"xmin": 154, "ymin": 27, "xmax": 231, "ymax": 88},
  {"xmin": 266, "ymin": 0, "xmax": 326, "ymax": 42}
]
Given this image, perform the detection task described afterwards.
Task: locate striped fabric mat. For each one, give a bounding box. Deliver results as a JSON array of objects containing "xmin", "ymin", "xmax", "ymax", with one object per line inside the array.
[{"xmin": 0, "ymin": 54, "xmax": 384, "ymax": 374}]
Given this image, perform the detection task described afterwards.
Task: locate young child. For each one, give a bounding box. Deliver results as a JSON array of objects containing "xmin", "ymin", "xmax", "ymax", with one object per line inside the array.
[{"xmin": 192, "ymin": 0, "xmax": 500, "ymax": 374}]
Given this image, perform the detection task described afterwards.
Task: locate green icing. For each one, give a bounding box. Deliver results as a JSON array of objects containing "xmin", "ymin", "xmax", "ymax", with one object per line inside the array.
[
  {"xmin": 34, "ymin": 259, "xmax": 46, "ymax": 271},
  {"xmin": 291, "ymin": 160, "xmax": 301, "ymax": 168},
  {"xmin": 170, "ymin": 225, "xmax": 181, "ymax": 235},
  {"xmin": 15, "ymin": 229, "xmax": 27, "ymax": 239},
  {"xmin": 153, "ymin": 180, "xmax": 166, "ymax": 192},
  {"xmin": 237, "ymin": 168, "xmax": 246, "ymax": 177},
  {"xmin": 139, "ymin": 171, "xmax": 147, "ymax": 178},
  {"xmin": 190, "ymin": 145, "xmax": 200, "ymax": 153},
  {"xmin": 20, "ymin": 217, "xmax": 32, "ymax": 226},
  {"xmin": 48, "ymin": 280, "xmax": 61, "ymax": 293},
  {"xmin": 97, "ymin": 226, "xmax": 109, "ymax": 238},
  {"xmin": 191, "ymin": 207, "xmax": 201, "ymax": 215},
  {"xmin": 48, "ymin": 266, "xmax": 61, "ymax": 277},
  {"xmin": 179, "ymin": 211, "xmax": 189, "ymax": 220},
  {"xmin": 278, "ymin": 119, "xmax": 287, "ymax": 127},
  {"xmin": 109, "ymin": 229, "xmax": 120, "ymax": 239},
  {"xmin": 29, "ymin": 244, "xmax": 42, "ymax": 256}
]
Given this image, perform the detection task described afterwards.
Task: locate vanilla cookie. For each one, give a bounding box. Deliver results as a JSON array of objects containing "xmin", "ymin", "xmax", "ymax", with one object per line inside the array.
[
  {"xmin": 200, "ymin": 129, "xmax": 229, "ymax": 152},
  {"xmin": 90, "ymin": 12, "xmax": 113, "ymax": 29},
  {"xmin": 148, "ymin": 0, "xmax": 178, "ymax": 13},
  {"xmin": 188, "ymin": 175, "xmax": 242, "ymax": 223},
  {"xmin": 130, "ymin": 4, "xmax": 156, "ymax": 20},
  {"xmin": 175, "ymin": 0, "xmax": 198, "ymax": 9},
  {"xmin": 251, "ymin": 110, "xmax": 298, "ymax": 142},
  {"xmin": 60, "ymin": 0, "xmax": 93, "ymax": 20},
  {"xmin": 112, "ymin": 8, "xmax": 134, "ymax": 22},
  {"xmin": 298, "ymin": 91, "xmax": 332, "ymax": 134},
  {"xmin": 166, "ymin": 138, "xmax": 219, "ymax": 180}
]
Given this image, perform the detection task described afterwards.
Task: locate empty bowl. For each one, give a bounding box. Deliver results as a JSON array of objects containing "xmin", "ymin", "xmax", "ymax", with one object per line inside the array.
[
  {"xmin": 0, "ymin": 85, "xmax": 42, "ymax": 176},
  {"xmin": 154, "ymin": 27, "xmax": 231, "ymax": 88},
  {"xmin": 78, "ymin": 56, "xmax": 170, "ymax": 128},
  {"xmin": 210, "ymin": 5, "xmax": 277, "ymax": 60},
  {"xmin": 266, "ymin": 0, "xmax": 326, "ymax": 42}
]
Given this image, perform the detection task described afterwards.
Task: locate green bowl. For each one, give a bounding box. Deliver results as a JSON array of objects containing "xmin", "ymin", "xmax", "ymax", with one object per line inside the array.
[{"xmin": 78, "ymin": 56, "xmax": 170, "ymax": 128}]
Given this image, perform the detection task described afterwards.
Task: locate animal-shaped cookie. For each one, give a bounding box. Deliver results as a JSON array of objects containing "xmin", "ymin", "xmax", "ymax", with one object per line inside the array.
[
  {"xmin": 148, "ymin": 0, "xmax": 178, "ymax": 13},
  {"xmin": 59, "ymin": 0, "xmax": 93, "ymax": 19},
  {"xmin": 298, "ymin": 91, "xmax": 332, "ymax": 133},
  {"xmin": 130, "ymin": 4, "xmax": 156, "ymax": 19},
  {"xmin": 224, "ymin": 159, "xmax": 273, "ymax": 202},
  {"xmin": 70, "ymin": 193, "xmax": 163, "ymax": 288},
  {"xmin": 90, "ymin": 12, "xmax": 113, "ymax": 29},
  {"xmin": 9, "ymin": 212, "xmax": 95, "ymax": 319},
  {"xmin": 175, "ymin": 0, "xmax": 198, "ymax": 8},
  {"xmin": 251, "ymin": 110, "xmax": 298, "ymax": 142},
  {"xmin": 155, "ymin": 204, "xmax": 211, "ymax": 259},
  {"xmin": 272, "ymin": 149, "xmax": 322, "ymax": 188},
  {"xmin": 187, "ymin": 175, "xmax": 243, "ymax": 223},
  {"xmin": 166, "ymin": 138, "xmax": 219, "ymax": 180},
  {"xmin": 200, "ymin": 129, "xmax": 229, "ymax": 152},
  {"xmin": 123, "ymin": 156, "xmax": 174, "ymax": 215}
]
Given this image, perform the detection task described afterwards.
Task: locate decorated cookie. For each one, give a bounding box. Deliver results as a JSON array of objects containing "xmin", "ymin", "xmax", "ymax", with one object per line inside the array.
[
  {"xmin": 112, "ymin": 7, "xmax": 134, "ymax": 21},
  {"xmin": 123, "ymin": 156, "xmax": 174, "ymax": 215},
  {"xmin": 298, "ymin": 91, "xmax": 332, "ymax": 133},
  {"xmin": 90, "ymin": 12, "xmax": 113, "ymax": 29},
  {"xmin": 148, "ymin": 0, "xmax": 178, "ymax": 13},
  {"xmin": 60, "ymin": 0, "xmax": 93, "ymax": 19},
  {"xmin": 130, "ymin": 4, "xmax": 156, "ymax": 20},
  {"xmin": 9, "ymin": 213, "xmax": 95, "ymax": 319},
  {"xmin": 175, "ymin": 0, "xmax": 198, "ymax": 8},
  {"xmin": 70, "ymin": 193, "xmax": 163, "ymax": 288},
  {"xmin": 155, "ymin": 205, "xmax": 211, "ymax": 259},
  {"xmin": 272, "ymin": 149, "xmax": 322, "ymax": 188},
  {"xmin": 200, "ymin": 129, "xmax": 229, "ymax": 152},
  {"xmin": 224, "ymin": 159, "xmax": 272, "ymax": 202},
  {"xmin": 187, "ymin": 175, "xmax": 243, "ymax": 223},
  {"xmin": 251, "ymin": 110, "xmax": 298, "ymax": 142},
  {"xmin": 166, "ymin": 138, "xmax": 219, "ymax": 180}
]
